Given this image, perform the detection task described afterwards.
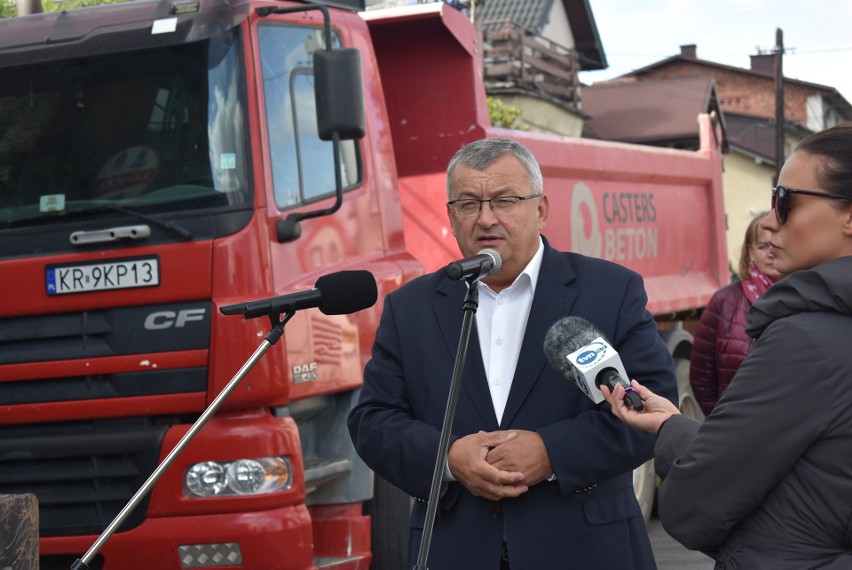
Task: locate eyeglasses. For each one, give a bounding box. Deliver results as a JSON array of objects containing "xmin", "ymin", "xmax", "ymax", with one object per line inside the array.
[
  {"xmin": 771, "ymin": 185, "xmax": 851, "ymax": 224},
  {"xmin": 447, "ymin": 193, "xmax": 542, "ymax": 217}
]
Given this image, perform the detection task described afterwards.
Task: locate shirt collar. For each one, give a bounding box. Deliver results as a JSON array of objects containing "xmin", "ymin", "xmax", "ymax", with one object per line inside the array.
[
  {"xmin": 522, "ymin": 236, "xmax": 545, "ymax": 294},
  {"xmin": 479, "ymin": 236, "xmax": 544, "ymax": 296}
]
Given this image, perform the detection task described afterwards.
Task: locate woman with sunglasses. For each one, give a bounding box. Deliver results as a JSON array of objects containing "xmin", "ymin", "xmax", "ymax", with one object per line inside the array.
[{"xmin": 602, "ymin": 121, "xmax": 852, "ymax": 569}]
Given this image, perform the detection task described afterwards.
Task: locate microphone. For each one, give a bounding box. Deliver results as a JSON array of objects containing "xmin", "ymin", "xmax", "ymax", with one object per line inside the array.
[
  {"xmin": 445, "ymin": 248, "xmax": 502, "ymax": 281},
  {"xmin": 220, "ymin": 270, "xmax": 378, "ymax": 318},
  {"xmin": 543, "ymin": 316, "xmax": 644, "ymax": 410}
]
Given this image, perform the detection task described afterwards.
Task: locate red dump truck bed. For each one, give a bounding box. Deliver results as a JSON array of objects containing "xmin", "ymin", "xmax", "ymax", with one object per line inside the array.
[{"xmin": 364, "ymin": 3, "xmax": 729, "ymax": 317}]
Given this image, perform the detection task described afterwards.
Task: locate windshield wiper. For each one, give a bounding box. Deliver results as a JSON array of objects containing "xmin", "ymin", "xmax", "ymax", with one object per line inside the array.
[
  {"xmin": 7, "ymin": 203, "xmax": 193, "ymax": 241},
  {"xmin": 110, "ymin": 206, "xmax": 193, "ymax": 241}
]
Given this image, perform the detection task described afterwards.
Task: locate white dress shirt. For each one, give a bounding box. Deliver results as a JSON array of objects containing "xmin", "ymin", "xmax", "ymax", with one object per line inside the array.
[
  {"xmin": 443, "ymin": 238, "xmax": 545, "ymax": 481},
  {"xmin": 475, "ymin": 237, "xmax": 544, "ymax": 424}
]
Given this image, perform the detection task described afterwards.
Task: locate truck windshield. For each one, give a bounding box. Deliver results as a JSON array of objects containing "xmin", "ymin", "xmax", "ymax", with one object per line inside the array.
[{"xmin": 0, "ymin": 28, "xmax": 250, "ymax": 230}]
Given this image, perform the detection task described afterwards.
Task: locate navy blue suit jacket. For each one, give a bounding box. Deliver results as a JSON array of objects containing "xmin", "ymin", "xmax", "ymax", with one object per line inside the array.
[{"xmin": 348, "ymin": 240, "xmax": 676, "ymax": 570}]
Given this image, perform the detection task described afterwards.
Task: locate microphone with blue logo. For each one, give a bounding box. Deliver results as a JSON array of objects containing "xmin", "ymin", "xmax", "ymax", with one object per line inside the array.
[{"xmin": 543, "ymin": 316, "xmax": 644, "ymax": 411}]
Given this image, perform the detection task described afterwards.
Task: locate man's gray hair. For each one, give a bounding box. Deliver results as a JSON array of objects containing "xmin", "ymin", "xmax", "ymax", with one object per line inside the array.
[{"xmin": 446, "ymin": 138, "xmax": 544, "ymax": 199}]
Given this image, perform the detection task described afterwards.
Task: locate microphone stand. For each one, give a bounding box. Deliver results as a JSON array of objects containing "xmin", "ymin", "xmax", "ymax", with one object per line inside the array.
[
  {"xmin": 413, "ymin": 279, "xmax": 479, "ymax": 570},
  {"xmin": 71, "ymin": 310, "xmax": 296, "ymax": 570}
]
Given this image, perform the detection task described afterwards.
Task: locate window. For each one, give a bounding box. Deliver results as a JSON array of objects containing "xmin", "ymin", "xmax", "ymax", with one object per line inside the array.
[
  {"xmin": 258, "ymin": 25, "xmax": 360, "ymax": 209},
  {"xmin": 0, "ymin": 28, "xmax": 251, "ymax": 229}
]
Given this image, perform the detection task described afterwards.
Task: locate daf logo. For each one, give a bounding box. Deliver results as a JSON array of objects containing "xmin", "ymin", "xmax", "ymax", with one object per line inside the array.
[
  {"xmin": 293, "ymin": 362, "xmax": 318, "ymax": 383},
  {"xmin": 144, "ymin": 308, "xmax": 207, "ymax": 330},
  {"xmin": 574, "ymin": 341, "xmax": 607, "ymax": 367}
]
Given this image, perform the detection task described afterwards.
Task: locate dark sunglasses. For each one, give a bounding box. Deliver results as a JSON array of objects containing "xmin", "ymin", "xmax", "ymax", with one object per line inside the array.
[{"xmin": 771, "ymin": 185, "xmax": 851, "ymax": 224}]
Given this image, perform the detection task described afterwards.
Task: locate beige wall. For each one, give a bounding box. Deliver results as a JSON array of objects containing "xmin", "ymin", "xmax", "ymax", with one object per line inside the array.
[
  {"xmin": 495, "ymin": 94, "xmax": 584, "ymax": 137},
  {"xmin": 723, "ymin": 128, "xmax": 806, "ymax": 276},
  {"xmin": 540, "ymin": 1, "xmax": 574, "ymax": 49},
  {"xmin": 721, "ymin": 152, "xmax": 775, "ymax": 277}
]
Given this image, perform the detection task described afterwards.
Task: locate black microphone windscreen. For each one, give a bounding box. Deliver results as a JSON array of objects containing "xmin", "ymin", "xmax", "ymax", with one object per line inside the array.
[
  {"xmin": 543, "ymin": 316, "xmax": 603, "ymax": 378},
  {"xmin": 315, "ymin": 270, "xmax": 378, "ymax": 315}
]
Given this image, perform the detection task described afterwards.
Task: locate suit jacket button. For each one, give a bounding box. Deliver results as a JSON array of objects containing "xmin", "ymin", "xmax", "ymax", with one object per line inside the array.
[{"xmin": 491, "ymin": 507, "xmax": 503, "ymax": 519}]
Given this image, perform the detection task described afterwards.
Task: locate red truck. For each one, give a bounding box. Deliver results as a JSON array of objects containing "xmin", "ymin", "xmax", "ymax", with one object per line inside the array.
[{"xmin": 0, "ymin": 1, "xmax": 726, "ymax": 569}]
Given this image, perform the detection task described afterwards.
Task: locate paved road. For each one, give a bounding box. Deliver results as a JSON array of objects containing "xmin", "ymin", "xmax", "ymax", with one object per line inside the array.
[{"xmin": 648, "ymin": 515, "xmax": 715, "ymax": 569}]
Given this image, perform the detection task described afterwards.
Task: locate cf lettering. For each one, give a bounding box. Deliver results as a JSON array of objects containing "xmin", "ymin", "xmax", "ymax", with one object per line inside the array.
[
  {"xmin": 175, "ymin": 308, "xmax": 206, "ymax": 327},
  {"xmin": 144, "ymin": 308, "xmax": 206, "ymax": 330}
]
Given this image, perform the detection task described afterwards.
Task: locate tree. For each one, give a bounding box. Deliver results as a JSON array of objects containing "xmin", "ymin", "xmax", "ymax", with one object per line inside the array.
[{"xmin": 487, "ymin": 96, "xmax": 528, "ymax": 130}]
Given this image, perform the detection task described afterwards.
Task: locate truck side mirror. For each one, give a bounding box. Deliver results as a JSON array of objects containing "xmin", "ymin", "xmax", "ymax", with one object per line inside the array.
[{"xmin": 314, "ymin": 48, "xmax": 365, "ymax": 141}]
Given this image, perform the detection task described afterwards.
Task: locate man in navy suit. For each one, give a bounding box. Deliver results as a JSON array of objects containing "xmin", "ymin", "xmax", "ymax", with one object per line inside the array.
[{"xmin": 348, "ymin": 138, "xmax": 676, "ymax": 569}]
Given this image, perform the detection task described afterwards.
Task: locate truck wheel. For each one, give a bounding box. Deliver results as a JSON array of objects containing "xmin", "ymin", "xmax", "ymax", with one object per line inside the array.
[
  {"xmin": 633, "ymin": 459, "xmax": 655, "ymax": 523},
  {"xmin": 366, "ymin": 475, "xmax": 411, "ymax": 570},
  {"xmin": 675, "ymin": 356, "xmax": 705, "ymax": 421}
]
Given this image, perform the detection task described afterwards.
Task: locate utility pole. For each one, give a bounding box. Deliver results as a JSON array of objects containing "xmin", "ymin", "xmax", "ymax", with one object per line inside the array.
[{"xmin": 774, "ymin": 28, "xmax": 784, "ymax": 185}]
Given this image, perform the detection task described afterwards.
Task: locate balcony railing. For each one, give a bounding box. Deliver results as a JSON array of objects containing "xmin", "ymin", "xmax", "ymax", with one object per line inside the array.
[{"xmin": 479, "ymin": 19, "xmax": 581, "ymax": 107}]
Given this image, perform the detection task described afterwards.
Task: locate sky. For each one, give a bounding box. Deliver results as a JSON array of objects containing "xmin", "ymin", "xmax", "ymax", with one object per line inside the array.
[{"xmin": 578, "ymin": 0, "xmax": 852, "ymax": 104}]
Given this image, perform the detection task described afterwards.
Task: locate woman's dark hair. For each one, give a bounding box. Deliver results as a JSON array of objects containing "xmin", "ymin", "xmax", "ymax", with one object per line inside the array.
[{"xmin": 794, "ymin": 121, "xmax": 852, "ymax": 200}]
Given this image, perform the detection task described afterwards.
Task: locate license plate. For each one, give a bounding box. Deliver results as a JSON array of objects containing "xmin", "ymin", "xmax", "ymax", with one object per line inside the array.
[{"xmin": 46, "ymin": 256, "xmax": 160, "ymax": 295}]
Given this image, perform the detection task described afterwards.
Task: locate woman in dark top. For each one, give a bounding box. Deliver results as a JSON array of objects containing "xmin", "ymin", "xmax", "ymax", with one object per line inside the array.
[
  {"xmin": 603, "ymin": 122, "xmax": 852, "ymax": 569},
  {"xmin": 689, "ymin": 211, "xmax": 783, "ymax": 415}
]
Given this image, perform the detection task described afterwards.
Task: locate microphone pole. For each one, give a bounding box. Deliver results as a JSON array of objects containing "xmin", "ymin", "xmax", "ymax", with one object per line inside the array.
[
  {"xmin": 413, "ymin": 278, "xmax": 480, "ymax": 570},
  {"xmin": 71, "ymin": 309, "xmax": 296, "ymax": 570}
]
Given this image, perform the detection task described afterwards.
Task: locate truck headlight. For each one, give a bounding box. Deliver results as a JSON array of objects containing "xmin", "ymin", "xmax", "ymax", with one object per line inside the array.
[{"xmin": 184, "ymin": 456, "xmax": 291, "ymax": 498}]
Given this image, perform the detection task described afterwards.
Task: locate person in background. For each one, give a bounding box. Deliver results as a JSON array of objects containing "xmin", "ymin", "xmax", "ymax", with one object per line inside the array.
[
  {"xmin": 602, "ymin": 121, "xmax": 852, "ymax": 569},
  {"xmin": 689, "ymin": 211, "xmax": 784, "ymax": 415},
  {"xmin": 348, "ymin": 137, "xmax": 676, "ymax": 570}
]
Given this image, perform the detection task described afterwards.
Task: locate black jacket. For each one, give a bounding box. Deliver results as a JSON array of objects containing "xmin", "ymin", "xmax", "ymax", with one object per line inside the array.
[
  {"xmin": 655, "ymin": 255, "xmax": 852, "ymax": 569},
  {"xmin": 349, "ymin": 241, "xmax": 676, "ymax": 570}
]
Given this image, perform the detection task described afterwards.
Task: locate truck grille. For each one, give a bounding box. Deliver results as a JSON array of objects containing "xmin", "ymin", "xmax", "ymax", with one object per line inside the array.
[
  {"xmin": 0, "ymin": 368, "xmax": 207, "ymax": 405},
  {"xmin": 0, "ymin": 301, "xmax": 211, "ymax": 365},
  {"xmin": 0, "ymin": 418, "xmax": 173, "ymax": 536},
  {"xmin": 0, "ymin": 304, "xmax": 210, "ymax": 535}
]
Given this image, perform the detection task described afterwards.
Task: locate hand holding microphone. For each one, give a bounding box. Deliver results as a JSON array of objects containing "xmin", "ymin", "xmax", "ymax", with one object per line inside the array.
[
  {"xmin": 600, "ymin": 379, "xmax": 680, "ymax": 434},
  {"xmin": 543, "ymin": 314, "xmax": 683, "ymax": 432},
  {"xmin": 543, "ymin": 316, "xmax": 644, "ymax": 410}
]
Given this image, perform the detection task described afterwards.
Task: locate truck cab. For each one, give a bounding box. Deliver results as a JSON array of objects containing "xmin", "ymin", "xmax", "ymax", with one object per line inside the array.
[{"xmin": 0, "ymin": 1, "xmax": 411, "ymax": 568}]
